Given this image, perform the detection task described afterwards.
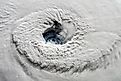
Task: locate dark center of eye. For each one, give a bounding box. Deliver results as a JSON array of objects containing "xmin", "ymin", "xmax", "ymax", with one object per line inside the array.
[{"xmin": 42, "ymin": 21, "xmax": 65, "ymax": 45}]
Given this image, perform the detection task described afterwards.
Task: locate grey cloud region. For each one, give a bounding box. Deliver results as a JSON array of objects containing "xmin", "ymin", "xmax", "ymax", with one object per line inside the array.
[{"xmin": 1, "ymin": 0, "xmax": 121, "ymax": 81}]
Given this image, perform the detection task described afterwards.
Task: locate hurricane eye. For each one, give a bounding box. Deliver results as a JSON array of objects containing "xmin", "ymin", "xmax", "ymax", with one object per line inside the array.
[{"xmin": 42, "ymin": 24, "xmax": 64, "ymax": 45}]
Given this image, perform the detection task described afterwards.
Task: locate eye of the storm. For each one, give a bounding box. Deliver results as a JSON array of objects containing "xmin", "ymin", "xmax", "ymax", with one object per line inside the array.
[
  {"xmin": 42, "ymin": 21, "xmax": 65, "ymax": 45},
  {"xmin": 42, "ymin": 29, "xmax": 63, "ymax": 44}
]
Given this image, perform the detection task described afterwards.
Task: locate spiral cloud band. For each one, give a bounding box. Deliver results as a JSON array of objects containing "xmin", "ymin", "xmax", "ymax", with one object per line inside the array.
[{"xmin": 12, "ymin": 7, "xmax": 121, "ymax": 76}]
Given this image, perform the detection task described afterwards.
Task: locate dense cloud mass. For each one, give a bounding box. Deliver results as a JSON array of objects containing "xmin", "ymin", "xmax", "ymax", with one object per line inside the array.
[
  {"xmin": 12, "ymin": 7, "xmax": 95, "ymax": 74},
  {"xmin": 1, "ymin": 0, "xmax": 121, "ymax": 81},
  {"xmin": 12, "ymin": 7, "xmax": 121, "ymax": 78}
]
